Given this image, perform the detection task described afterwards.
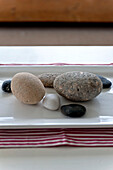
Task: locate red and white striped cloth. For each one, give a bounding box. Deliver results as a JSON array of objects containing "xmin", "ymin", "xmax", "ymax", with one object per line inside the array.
[
  {"xmin": 1, "ymin": 128, "xmax": 113, "ymax": 148},
  {"xmin": 0, "ymin": 63, "xmax": 113, "ymax": 66}
]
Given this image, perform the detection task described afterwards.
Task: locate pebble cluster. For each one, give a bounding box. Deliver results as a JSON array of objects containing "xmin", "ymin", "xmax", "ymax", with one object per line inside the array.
[{"xmin": 1, "ymin": 71, "xmax": 112, "ymax": 118}]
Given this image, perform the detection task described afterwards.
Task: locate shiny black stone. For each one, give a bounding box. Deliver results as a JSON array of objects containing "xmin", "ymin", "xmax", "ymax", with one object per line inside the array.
[
  {"xmin": 61, "ymin": 104, "xmax": 86, "ymax": 118},
  {"xmin": 97, "ymin": 75, "xmax": 112, "ymax": 88},
  {"xmin": 2, "ymin": 80, "xmax": 12, "ymax": 93}
]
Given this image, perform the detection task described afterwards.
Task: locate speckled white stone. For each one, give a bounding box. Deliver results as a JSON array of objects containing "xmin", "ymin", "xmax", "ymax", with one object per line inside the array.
[
  {"xmin": 42, "ymin": 94, "xmax": 60, "ymax": 110},
  {"xmin": 54, "ymin": 71, "xmax": 103, "ymax": 101}
]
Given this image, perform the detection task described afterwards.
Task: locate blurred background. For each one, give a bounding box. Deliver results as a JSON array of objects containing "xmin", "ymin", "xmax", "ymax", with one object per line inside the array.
[{"xmin": 0, "ymin": 0, "xmax": 113, "ymax": 46}]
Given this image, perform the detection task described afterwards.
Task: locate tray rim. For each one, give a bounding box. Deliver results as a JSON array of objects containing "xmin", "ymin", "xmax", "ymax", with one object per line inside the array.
[{"xmin": 0, "ymin": 65, "xmax": 113, "ymax": 74}]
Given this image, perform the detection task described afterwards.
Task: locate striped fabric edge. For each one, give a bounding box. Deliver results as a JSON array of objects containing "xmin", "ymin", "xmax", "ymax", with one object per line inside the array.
[
  {"xmin": 0, "ymin": 63, "xmax": 113, "ymax": 66},
  {"xmin": 1, "ymin": 128, "xmax": 113, "ymax": 148}
]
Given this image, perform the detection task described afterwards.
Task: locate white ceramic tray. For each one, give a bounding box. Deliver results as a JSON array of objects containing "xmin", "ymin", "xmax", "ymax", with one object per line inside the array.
[{"xmin": 0, "ymin": 65, "xmax": 113, "ymax": 129}]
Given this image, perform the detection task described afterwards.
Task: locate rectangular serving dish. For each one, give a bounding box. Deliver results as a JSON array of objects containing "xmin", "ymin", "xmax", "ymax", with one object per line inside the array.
[{"xmin": 0, "ymin": 65, "xmax": 113, "ymax": 129}]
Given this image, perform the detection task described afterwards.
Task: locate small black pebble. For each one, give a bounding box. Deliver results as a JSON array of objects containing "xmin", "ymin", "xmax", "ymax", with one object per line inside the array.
[
  {"xmin": 61, "ymin": 104, "xmax": 86, "ymax": 118},
  {"xmin": 97, "ymin": 75, "xmax": 112, "ymax": 89},
  {"xmin": 2, "ymin": 80, "xmax": 12, "ymax": 93}
]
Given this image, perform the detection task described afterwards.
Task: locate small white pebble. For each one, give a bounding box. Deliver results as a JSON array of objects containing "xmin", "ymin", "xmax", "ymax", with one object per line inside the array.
[{"xmin": 42, "ymin": 94, "xmax": 60, "ymax": 111}]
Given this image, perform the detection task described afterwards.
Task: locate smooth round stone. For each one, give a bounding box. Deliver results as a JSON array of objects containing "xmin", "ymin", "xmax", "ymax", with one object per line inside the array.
[
  {"xmin": 97, "ymin": 75, "xmax": 112, "ymax": 88},
  {"xmin": 54, "ymin": 71, "xmax": 103, "ymax": 101},
  {"xmin": 11, "ymin": 72, "xmax": 45, "ymax": 105},
  {"xmin": 42, "ymin": 93, "xmax": 60, "ymax": 110},
  {"xmin": 2, "ymin": 80, "xmax": 12, "ymax": 93},
  {"xmin": 61, "ymin": 104, "xmax": 86, "ymax": 117}
]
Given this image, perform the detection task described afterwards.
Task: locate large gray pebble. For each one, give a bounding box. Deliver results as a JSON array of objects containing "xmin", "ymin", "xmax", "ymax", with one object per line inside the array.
[{"xmin": 53, "ymin": 71, "xmax": 103, "ymax": 101}]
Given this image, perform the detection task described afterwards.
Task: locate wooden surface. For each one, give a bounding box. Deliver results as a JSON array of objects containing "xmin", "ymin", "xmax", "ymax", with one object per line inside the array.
[{"xmin": 0, "ymin": 0, "xmax": 113, "ymax": 22}]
